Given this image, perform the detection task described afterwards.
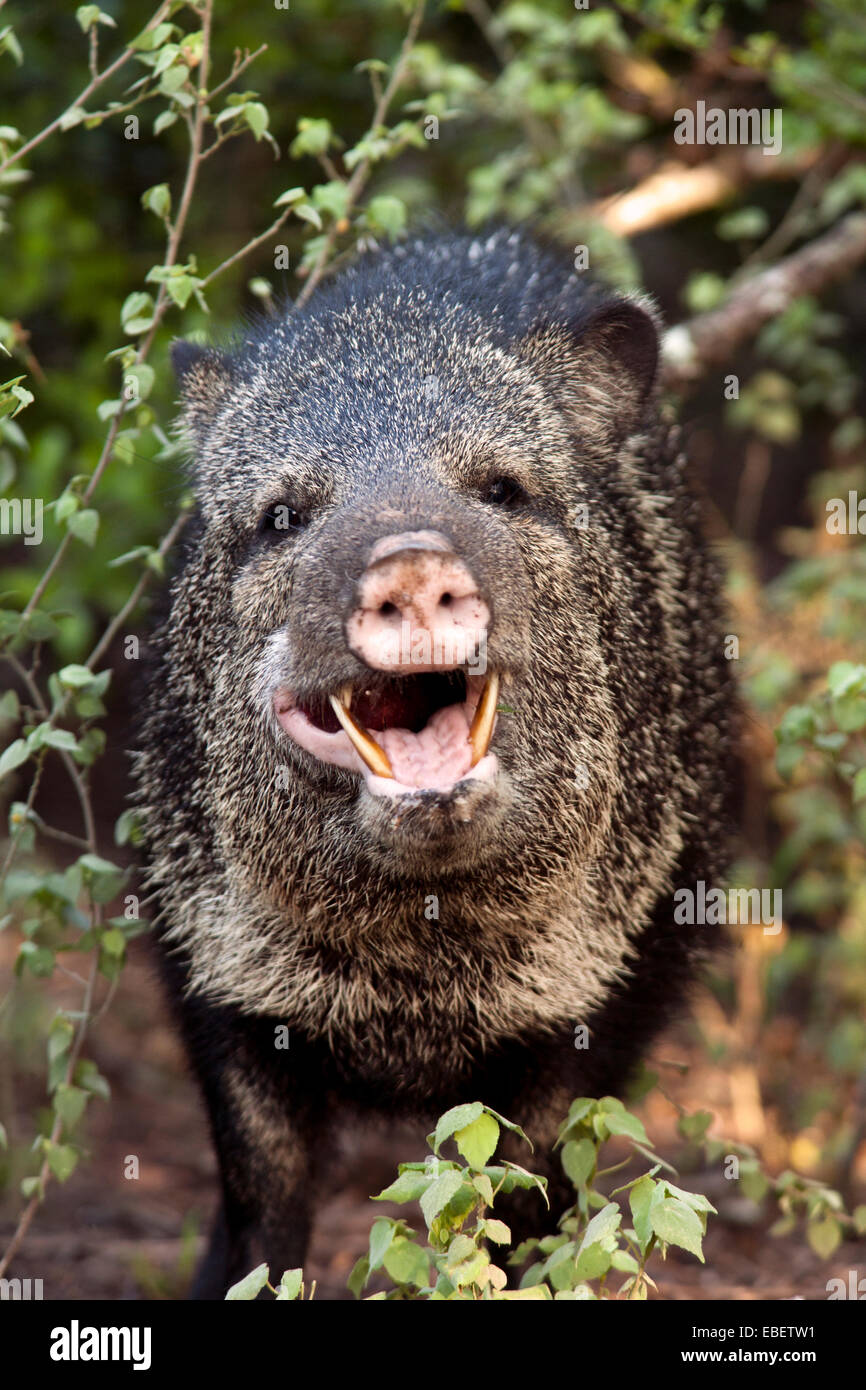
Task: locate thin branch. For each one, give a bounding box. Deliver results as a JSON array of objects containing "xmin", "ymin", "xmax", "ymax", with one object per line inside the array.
[
  {"xmin": 136, "ymin": 3, "xmax": 214, "ymax": 365},
  {"xmin": 661, "ymin": 212, "xmax": 866, "ymax": 389},
  {"xmin": 85, "ymin": 509, "xmax": 190, "ymax": 672},
  {"xmin": 27, "ymin": 813, "xmax": 91, "ymax": 852},
  {"xmin": 15, "ymin": 7, "xmax": 214, "ymax": 630},
  {"xmin": 207, "ymin": 43, "xmax": 267, "ymax": 104},
  {"xmin": 0, "ymin": 0, "xmax": 174, "ymax": 177},
  {"xmin": 294, "ymin": 0, "xmax": 426, "ymax": 310},
  {"xmin": 202, "ymin": 209, "xmax": 293, "ymax": 287}
]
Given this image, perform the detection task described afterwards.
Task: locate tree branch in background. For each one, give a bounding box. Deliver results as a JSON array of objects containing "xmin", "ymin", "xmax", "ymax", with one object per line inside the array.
[
  {"xmin": 662, "ymin": 213, "xmax": 866, "ymax": 389},
  {"xmin": 588, "ymin": 148, "xmax": 820, "ymax": 238}
]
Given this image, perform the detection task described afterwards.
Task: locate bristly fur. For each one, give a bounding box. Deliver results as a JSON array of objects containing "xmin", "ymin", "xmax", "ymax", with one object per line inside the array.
[{"xmin": 133, "ymin": 228, "xmax": 738, "ymax": 1296}]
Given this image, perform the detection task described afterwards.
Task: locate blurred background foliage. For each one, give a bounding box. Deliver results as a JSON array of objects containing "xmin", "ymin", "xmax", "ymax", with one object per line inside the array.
[{"xmin": 2, "ymin": 0, "xmax": 866, "ymax": 1285}]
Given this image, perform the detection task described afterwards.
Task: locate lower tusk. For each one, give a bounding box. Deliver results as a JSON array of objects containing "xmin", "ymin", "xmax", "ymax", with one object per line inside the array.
[
  {"xmin": 468, "ymin": 671, "xmax": 499, "ymax": 767},
  {"xmin": 328, "ymin": 694, "xmax": 394, "ymax": 779}
]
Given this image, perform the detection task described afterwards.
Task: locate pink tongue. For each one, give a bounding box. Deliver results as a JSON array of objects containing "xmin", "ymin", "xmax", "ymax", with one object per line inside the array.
[{"xmin": 377, "ymin": 702, "xmax": 474, "ymax": 789}]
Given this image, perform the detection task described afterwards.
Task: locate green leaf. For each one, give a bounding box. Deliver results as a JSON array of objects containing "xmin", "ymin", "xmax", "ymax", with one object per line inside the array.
[
  {"xmin": 114, "ymin": 809, "xmax": 142, "ymax": 847},
  {"xmin": 141, "ymin": 183, "xmax": 172, "ymax": 220},
  {"xmin": 365, "ymin": 194, "xmax": 407, "ymax": 239},
  {"xmin": 430, "ymin": 1101, "xmax": 483, "ymax": 1153},
  {"xmin": 561, "ymin": 1137, "xmax": 596, "ymax": 1187},
  {"xmin": 449, "ymin": 1248, "xmax": 490, "ymax": 1288},
  {"xmin": 59, "ymin": 106, "xmax": 87, "ymax": 131},
  {"xmin": 32, "ymin": 725, "xmax": 78, "ymax": 753},
  {"xmin": 777, "ymin": 704, "xmax": 816, "ymax": 743},
  {"xmin": 382, "ymin": 1236, "xmax": 430, "ymax": 1288},
  {"xmin": 455, "ymin": 1111, "xmax": 499, "ymax": 1169},
  {"xmin": 159, "ymin": 63, "xmax": 189, "ymax": 95},
  {"xmin": 276, "ymin": 1268, "xmax": 303, "ymax": 1300},
  {"xmin": 290, "ymin": 117, "xmax": 335, "ymax": 157},
  {"xmin": 603, "ymin": 1109, "xmax": 649, "ymax": 1143},
  {"xmin": 57, "ymin": 664, "xmax": 95, "ymax": 690},
  {"xmin": 48, "ymin": 1015, "xmax": 74, "ymax": 1063},
  {"xmin": 244, "ymin": 102, "xmax": 269, "ymax": 140},
  {"xmin": 807, "ymin": 1215, "xmax": 842, "ymax": 1259},
  {"xmin": 420, "ymin": 1168, "xmax": 464, "ymax": 1227},
  {"xmin": 716, "ymin": 206, "xmax": 770, "ymax": 241},
  {"xmin": 293, "ymin": 202, "xmax": 323, "ymax": 230},
  {"xmin": 374, "ymin": 1169, "xmax": 431, "ymax": 1203},
  {"xmin": 0, "ymin": 689, "xmax": 20, "ymax": 721},
  {"xmin": 577, "ymin": 1201, "xmax": 621, "ymax": 1255},
  {"xmin": 123, "ymin": 364, "xmax": 155, "ymax": 402},
  {"xmin": 45, "ymin": 1142, "xmax": 78, "ymax": 1183},
  {"xmin": 54, "ymin": 1083, "xmax": 87, "ymax": 1130},
  {"xmin": 78, "ymin": 852, "xmax": 125, "ymax": 903},
  {"xmin": 121, "ymin": 291, "xmax": 155, "ymax": 334},
  {"xmin": 154, "ymin": 109, "xmax": 177, "ymax": 136},
  {"xmin": 482, "ymin": 1217, "xmax": 511, "ymax": 1245},
  {"xmin": 76, "ymin": 5, "xmax": 116, "ymax": 30},
  {"xmin": 0, "ymin": 738, "xmax": 29, "ymax": 780},
  {"xmin": 827, "ymin": 661, "xmax": 866, "ymax": 698},
  {"xmin": 17, "ymin": 941, "xmax": 54, "ymax": 978},
  {"xmin": 629, "ymin": 1175, "xmax": 657, "ymax": 1251},
  {"xmin": 73, "ymin": 1059, "xmax": 110, "ymax": 1102},
  {"xmin": 661, "ymin": 1181, "xmax": 717, "ymax": 1216},
  {"xmin": 651, "ymin": 1196, "xmax": 705, "ymax": 1262},
  {"xmin": 678, "ymin": 1110, "xmax": 714, "ymax": 1142},
  {"xmin": 225, "ymin": 1263, "xmax": 270, "ymax": 1300},
  {"xmin": 573, "ymin": 1241, "xmax": 611, "ymax": 1282},
  {"xmin": 68, "ymin": 509, "xmax": 99, "ymax": 546},
  {"xmin": 368, "ymin": 1217, "xmax": 396, "ymax": 1270},
  {"xmin": 472, "ymin": 1173, "xmax": 494, "ymax": 1206},
  {"xmin": 347, "ymin": 1255, "xmax": 369, "ymax": 1298}
]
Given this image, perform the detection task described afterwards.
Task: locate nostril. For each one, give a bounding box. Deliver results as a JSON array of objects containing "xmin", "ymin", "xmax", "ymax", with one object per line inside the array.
[
  {"xmin": 380, "ymin": 601, "xmax": 398, "ymax": 617},
  {"xmin": 439, "ymin": 593, "xmax": 452, "ymax": 607}
]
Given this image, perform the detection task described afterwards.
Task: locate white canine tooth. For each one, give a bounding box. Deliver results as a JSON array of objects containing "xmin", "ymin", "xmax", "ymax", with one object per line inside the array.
[
  {"xmin": 468, "ymin": 672, "xmax": 499, "ymax": 767},
  {"xmin": 341, "ymin": 683, "xmax": 353, "ymax": 711},
  {"xmin": 328, "ymin": 693, "xmax": 394, "ymax": 779}
]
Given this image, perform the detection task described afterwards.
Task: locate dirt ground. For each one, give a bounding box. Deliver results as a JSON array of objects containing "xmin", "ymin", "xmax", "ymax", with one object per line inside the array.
[{"xmin": 2, "ymin": 938, "xmax": 864, "ymax": 1302}]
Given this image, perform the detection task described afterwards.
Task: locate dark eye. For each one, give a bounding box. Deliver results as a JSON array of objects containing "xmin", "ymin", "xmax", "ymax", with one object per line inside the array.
[
  {"xmin": 481, "ymin": 475, "xmax": 528, "ymax": 509},
  {"xmin": 258, "ymin": 502, "xmax": 308, "ymax": 539}
]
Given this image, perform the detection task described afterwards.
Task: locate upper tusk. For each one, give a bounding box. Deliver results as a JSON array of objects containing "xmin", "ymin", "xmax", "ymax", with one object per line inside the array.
[
  {"xmin": 328, "ymin": 693, "xmax": 394, "ymax": 779},
  {"xmin": 468, "ymin": 671, "xmax": 499, "ymax": 767}
]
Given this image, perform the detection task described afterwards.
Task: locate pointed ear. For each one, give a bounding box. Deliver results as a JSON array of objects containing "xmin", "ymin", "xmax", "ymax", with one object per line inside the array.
[
  {"xmin": 521, "ymin": 297, "xmax": 660, "ymax": 445},
  {"xmin": 171, "ymin": 340, "xmax": 235, "ymax": 440}
]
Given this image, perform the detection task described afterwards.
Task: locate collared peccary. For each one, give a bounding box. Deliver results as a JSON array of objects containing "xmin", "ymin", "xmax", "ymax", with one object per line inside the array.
[{"xmin": 135, "ymin": 228, "xmax": 737, "ymax": 1298}]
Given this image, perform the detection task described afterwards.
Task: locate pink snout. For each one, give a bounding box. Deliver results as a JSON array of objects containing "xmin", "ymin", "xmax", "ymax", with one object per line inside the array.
[{"xmin": 346, "ymin": 530, "xmax": 489, "ymax": 672}]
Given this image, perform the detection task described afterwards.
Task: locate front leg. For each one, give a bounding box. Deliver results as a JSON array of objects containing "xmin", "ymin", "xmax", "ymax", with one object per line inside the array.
[{"xmin": 174, "ymin": 998, "xmax": 323, "ymax": 1299}]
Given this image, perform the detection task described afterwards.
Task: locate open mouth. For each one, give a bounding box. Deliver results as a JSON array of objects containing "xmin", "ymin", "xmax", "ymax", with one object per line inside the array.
[{"xmin": 274, "ymin": 670, "xmax": 499, "ymax": 798}]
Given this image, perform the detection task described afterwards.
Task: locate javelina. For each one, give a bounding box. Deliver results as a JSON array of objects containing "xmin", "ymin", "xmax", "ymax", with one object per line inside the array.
[{"xmin": 135, "ymin": 229, "xmax": 737, "ymax": 1297}]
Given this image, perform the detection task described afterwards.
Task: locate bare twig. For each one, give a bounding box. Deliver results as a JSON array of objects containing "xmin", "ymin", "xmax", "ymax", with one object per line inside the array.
[
  {"xmin": 202, "ymin": 210, "xmax": 293, "ymax": 287},
  {"xmin": 207, "ymin": 43, "xmax": 267, "ymax": 103},
  {"xmin": 662, "ymin": 213, "xmax": 866, "ymax": 389}
]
